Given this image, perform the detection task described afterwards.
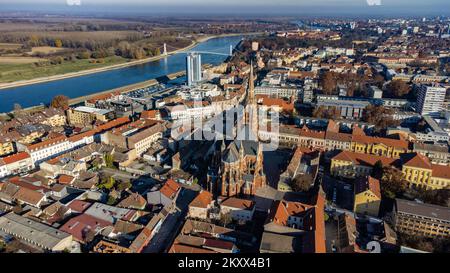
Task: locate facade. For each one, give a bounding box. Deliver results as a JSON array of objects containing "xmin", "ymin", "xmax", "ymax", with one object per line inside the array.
[
  {"xmin": 394, "ymin": 199, "xmax": 450, "ymax": 238},
  {"xmin": 416, "ymin": 84, "xmax": 446, "ymax": 117},
  {"xmin": 353, "ymin": 176, "xmax": 381, "ymax": 217},
  {"xmin": 67, "ymin": 106, "xmax": 114, "ymax": 126},
  {"xmin": 186, "ymin": 53, "xmax": 202, "ymax": 86},
  {"xmin": 401, "ymin": 153, "xmax": 450, "ymax": 190},
  {"xmin": 330, "ymin": 150, "xmax": 397, "ymax": 178},
  {"xmin": 0, "ymin": 152, "xmax": 34, "ymax": 178},
  {"xmin": 102, "ymin": 120, "xmax": 165, "ymax": 156},
  {"xmin": 219, "ymin": 196, "xmax": 255, "ymax": 222},
  {"xmin": 188, "ymin": 190, "xmax": 213, "ymax": 220}
]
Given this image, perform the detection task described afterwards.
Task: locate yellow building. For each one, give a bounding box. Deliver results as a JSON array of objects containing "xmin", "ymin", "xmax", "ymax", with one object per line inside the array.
[
  {"xmin": 330, "ymin": 150, "xmax": 397, "ymax": 179},
  {"xmin": 350, "ymin": 134, "xmax": 409, "ymax": 158},
  {"xmin": 67, "ymin": 106, "xmax": 114, "ymax": 126},
  {"xmin": 354, "ymin": 176, "xmax": 381, "ymax": 217},
  {"xmin": 401, "ymin": 153, "xmax": 450, "ymax": 190},
  {"xmin": 0, "ymin": 140, "xmax": 15, "ymax": 156}
]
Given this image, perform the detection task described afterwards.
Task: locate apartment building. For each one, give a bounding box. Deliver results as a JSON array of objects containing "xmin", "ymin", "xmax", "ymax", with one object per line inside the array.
[
  {"xmin": 394, "ymin": 199, "xmax": 450, "ymax": 238},
  {"xmin": 67, "ymin": 106, "xmax": 114, "ymax": 126},
  {"xmin": 416, "ymin": 84, "xmax": 446, "ymax": 117}
]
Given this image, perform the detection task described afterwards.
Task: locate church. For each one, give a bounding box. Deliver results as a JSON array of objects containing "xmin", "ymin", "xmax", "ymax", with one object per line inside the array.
[{"xmin": 208, "ymin": 63, "xmax": 267, "ymax": 197}]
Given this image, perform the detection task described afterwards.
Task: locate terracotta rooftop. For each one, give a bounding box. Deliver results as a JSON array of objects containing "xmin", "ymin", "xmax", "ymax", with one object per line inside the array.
[
  {"xmin": 190, "ymin": 190, "xmax": 213, "ymax": 209},
  {"xmin": 220, "ymin": 196, "xmax": 255, "ymax": 210},
  {"xmin": 2, "ymin": 152, "xmax": 30, "ymax": 165}
]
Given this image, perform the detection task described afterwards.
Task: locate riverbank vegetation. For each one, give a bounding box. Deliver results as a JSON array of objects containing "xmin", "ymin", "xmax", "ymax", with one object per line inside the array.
[{"xmin": 0, "ymin": 16, "xmax": 291, "ymax": 83}]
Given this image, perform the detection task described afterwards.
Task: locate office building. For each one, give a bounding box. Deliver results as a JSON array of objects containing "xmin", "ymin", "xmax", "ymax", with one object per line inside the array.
[{"xmin": 186, "ymin": 53, "xmax": 202, "ymax": 86}]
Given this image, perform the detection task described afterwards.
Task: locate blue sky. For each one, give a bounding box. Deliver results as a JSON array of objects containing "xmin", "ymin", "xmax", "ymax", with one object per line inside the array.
[{"xmin": 1, "ymin": 0, "xmax": 449, "ymax": 16}]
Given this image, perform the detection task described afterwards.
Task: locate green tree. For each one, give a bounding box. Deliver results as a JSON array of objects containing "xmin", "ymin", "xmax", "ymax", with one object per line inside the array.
[{"xmin": 104, "ymin": 153, "xmax": 115, "ymax": 168}]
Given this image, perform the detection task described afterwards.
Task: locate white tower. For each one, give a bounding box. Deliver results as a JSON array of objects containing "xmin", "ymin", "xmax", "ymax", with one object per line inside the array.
[{"xmin": 163, "ymin": 43, "xmax": 167, "ymax": 56}]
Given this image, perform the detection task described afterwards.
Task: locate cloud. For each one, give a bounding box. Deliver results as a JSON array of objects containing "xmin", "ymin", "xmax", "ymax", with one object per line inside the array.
[
  {"xmin": 366, "ymin": 0, "xmax": 382, "ymax": 6},
  {"xmin": 66, "ymin": 0, "xmax": 81, "ymax": 5}
]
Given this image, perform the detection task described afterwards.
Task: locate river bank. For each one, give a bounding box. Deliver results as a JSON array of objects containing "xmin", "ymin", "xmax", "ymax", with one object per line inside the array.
[{"xmin": 0, "ymin": 32, "xmax": 260, "ymax": 91}]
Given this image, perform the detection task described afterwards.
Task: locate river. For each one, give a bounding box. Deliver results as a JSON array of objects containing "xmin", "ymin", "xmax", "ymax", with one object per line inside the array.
[{"xmin": 0, "ymin": 35, "xmax": 243, "ymax": 113}]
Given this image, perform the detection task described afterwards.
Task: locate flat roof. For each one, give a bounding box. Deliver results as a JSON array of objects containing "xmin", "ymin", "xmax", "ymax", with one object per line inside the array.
[
  {"xmin": 0, "ymin": 213, "xmax": 71, "ymax": 250},
  {"xmin": 73, "ymin": 106, "xmax": 112, "ymax": 115},
  {"xmin": 396, "ymin": 198, "xmax": 450, "ymax": 222}
]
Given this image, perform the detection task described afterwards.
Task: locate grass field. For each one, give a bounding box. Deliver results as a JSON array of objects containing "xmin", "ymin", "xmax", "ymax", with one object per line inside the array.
[
  {"xmin": 0, "ymin": 56, "xmax": 129, "ymax": 83},
  {"xmin": 0, "ymin": 43, "xmax": 23, "ymax": 50},
  {"xmin": 0, "ymin": 57, "xmax": 44, "ymax": 64}
]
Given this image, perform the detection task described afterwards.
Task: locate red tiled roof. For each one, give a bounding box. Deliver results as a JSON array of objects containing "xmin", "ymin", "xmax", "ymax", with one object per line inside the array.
[
  {"xmin": 190, "ymin": 190, "xmax": 213, "ymax": 209},
  {"xmin": 403, "ymin": 153, "xmax": 432, "ymax": 169},
  {"xmin": 160, "ymin": 179, "xmax": 181, "ymax": 200},
  {"xmin": 332, "ymin": 150, "xmax": 398, "ymax": 167},
  {"xmin": 58, "ymin": 174, "xmax": 75, "ymax": 185},
  {"xmin": 352, "ymin": 134, "xmax": 409, "ymax": 150},
  {"xmin": 60, "ymin": 214, "xmax": 111, "ymax": 242},
  {"xmin": 355, "ymin": 176, "xmax": 381, "ymax": 199},
  {"xmin": 2, "ymin": 152, "xmax": 30, "ymax": 165},
  {"xmin": 169, "ymin": 243, "xmax": 217, "ymax": 253},
  {"xmin": 27, "ymin": 135, "xmax": 67, "ymax": 152},
  {"xmin": 67, "ymin": 200, "xmax": 92, "ymax": 213},
  {"xmin": 431, "ymin": 164, "xmax": 450, "ymax": 180},
  {"xmin": 220, "ymin": 196, "xmax": 255, "ymax": 210}
]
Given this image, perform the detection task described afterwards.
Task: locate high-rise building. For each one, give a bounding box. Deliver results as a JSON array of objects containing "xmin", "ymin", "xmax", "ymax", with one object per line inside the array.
[
  {"xmin": 416, "ymin": 84, "xmax": 446, "ymax": 117},
  {"xmin": 186, "ymin": 53, "xmax": 202, "ymax": 86}
]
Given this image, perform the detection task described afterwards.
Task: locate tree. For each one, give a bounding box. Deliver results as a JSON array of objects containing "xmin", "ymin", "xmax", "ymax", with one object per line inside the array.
[
  {"xmin": 220, "ymin": 212, "xmax": 233, "ymax": 227},
  {"xmin": 386, "ymin": 80, "xmax": 411, "ymax": 98},
  {"xmin": 371, "ymin": 160, "xmax": 384, "ymax": 179},
  {"xmin": 104, "ymin": 153, "xmax": 115, "ymax": 168},
  {"xmin": 50, "ymin": 95, "xmax": 69, "ymax": 109},
  {"xmin": 313, "ymin": 106, "xmax": 340, "ymax": 119},
  {"xmin": 290, "ymin": 174, "xmax": 314, "ymax": 192},
  {"xmin": 54, "ymin": 39, "xmax": 63, "ymax": 48},
  {"xmin": 153, "ymin": 48, "xmax": 161, "ymax": 56},
  {"xmin": 320, "ymin": 71, "xmax": 338, "ymax": 95},
  {"xmin": 380, "ymin": 166, "xmax": 408, "ymax": 199},
  {"xmin": 362, "ymin": 105, "xmax": 399, "ymax": 133},
  {"xmin": 116, "ymin": 180, "xmax": 132, "ymax": 192}
]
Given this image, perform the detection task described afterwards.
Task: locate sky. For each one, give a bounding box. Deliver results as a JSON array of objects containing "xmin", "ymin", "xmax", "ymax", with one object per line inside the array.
[{"xmin": 1, "ymin": 0, "xmax": 449, "ymax": 17}]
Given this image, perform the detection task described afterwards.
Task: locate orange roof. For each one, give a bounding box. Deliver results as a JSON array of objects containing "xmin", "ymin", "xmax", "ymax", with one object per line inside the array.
[
  {"xmin": 299, "ymin": 127, "xmax": 326, "ymax": 139},
  {"xmin": 355, "ymin": 176, "xmax": 381, "ymax": 199},
  {"xmin": 256, "ymin": 95, "xmax": 294, "ymax": 112},
  {"xmin": 86, "ymin": 91, "xmax": 121, "ymax": 103},
  {"xmin": 27, "ymin": 135, "xmax": 67, "ymax": 152},
  {"xmin": 431, "ymin": 164, "xmax": 450, "ymax": 180},
  {"xmin": 2, "ymin": 152, "xmax": 30, "ymax": 165},
  {"xmin": 271, "ymin": 200, "xmax": 314, "ymax": 226},
  {"xmin": 13, "ymin": 187, "xmax": 45, "ymax": 206},
  {"xmin": 141, "ymin": 110, "xmax": 158, "ymax": 120},
  {"xmin": 169, "ymin": 243, "xmax": 216, "ymax": 253},
  {"xmin": 160, "ymin": 179, "xmax": 181, "ymax": 200},
  {"xmin": 402, "ymin": 153, "xmax": 432, "ymax": 169},
  {"xmin": 352, "ymin": 134, "xmax": 409, "ymax": 150},
  {"xmin": 332, "ymin": 150, "xmax": 398, "ymax": 167},
  {"xmin": 190, "ymin": 190, "xmax": 213, "ymax": 209},
  {"xmin": 220, "ymin": 196, "xmax": 254, "ymax": 210},
  {"xmin": 58, "ymin": 174, "xmax": 75, "ymax": 185},
  {"xmin": 314, "ymin": 193, "xmax": 326, "ymax": 253}
]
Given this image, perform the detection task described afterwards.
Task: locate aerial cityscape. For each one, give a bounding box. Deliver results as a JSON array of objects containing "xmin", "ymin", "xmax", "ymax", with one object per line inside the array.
[{"xmin": 0, "ymin": 0, "xmax": 449, "ymax": 259}]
